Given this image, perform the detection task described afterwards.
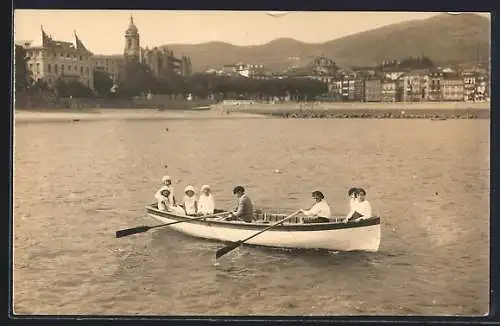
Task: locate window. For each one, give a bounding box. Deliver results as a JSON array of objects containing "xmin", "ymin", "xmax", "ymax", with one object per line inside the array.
[
  {"xmin": 66, "ymin": 53, "xmax": 70, "ymax": 58},
  {"xmin": 36, "ymin": 63, "xmax": 40, "ymax": 73},
  {"xmin": 48, "ymin": 64, "xmax": 51, "ymax": 73},
  {"xmin": 29, "ymin": 63, "xmax": 33, "ymax": 70},
  {"xmin": 86, "ymin": 67, "xmax": 89, "ymax": 75},
  {"xmin": 54, "ymin": 64, "xmax": 58, "ymax": 73},
  {"xmin": 128, "ymin": 38, "xmax": 132, "ymax": 48},
  {"xmin": 79, "ymin": 56, "xmax": 83, "ymax": 60},
  {"xmin": 80, "ymin": 66, "xmax": 84, "ymax": 75},
  {"xmin": 61, "ymin": 65, "xmax": 65, "ymax": 74}
]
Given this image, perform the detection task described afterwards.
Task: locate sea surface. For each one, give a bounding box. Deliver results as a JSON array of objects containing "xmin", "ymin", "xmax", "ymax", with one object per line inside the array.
[{"xmin": 13, "ymin": 116, "xmax": 489, "ymax": 316}]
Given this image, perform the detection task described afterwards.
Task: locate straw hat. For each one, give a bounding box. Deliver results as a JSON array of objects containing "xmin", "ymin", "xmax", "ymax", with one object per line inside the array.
[
  {"xmin": 162, "ymin": 175, "xmax": 172, "ymax": 183},
  {"xmin": 201, "ymin": 185, "xmax": 211, "ymax": 192},
  {"xmin": 184, "ymin": 185, "xmax": 195, "ymax": 193}
]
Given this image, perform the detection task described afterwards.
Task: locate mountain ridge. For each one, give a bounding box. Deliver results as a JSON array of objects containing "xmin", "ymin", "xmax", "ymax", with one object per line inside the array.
[{"xmin": 160, "ymin": 13, "xmax": 490, "ymax": 72}]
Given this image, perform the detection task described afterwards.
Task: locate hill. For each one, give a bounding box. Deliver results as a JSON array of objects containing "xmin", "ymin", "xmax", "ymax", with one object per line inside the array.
[{"xmin": 163, "ymin": 13, "xmax": 490, "ymax": 72}]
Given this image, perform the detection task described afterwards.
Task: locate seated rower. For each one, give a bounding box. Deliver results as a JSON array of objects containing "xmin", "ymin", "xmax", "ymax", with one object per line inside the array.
[
  {"xmin": 300, "ymin": 190, "xmax": 331, "ymax": 223},
  {"xmin": 226, "ymin": 186, "xmax": 254, "ymax": 223},
  {"xmin": 345, "ymin": 188, "xmax": 372, "ymax": 222},
  {"xmin": 198, "ymin": 184, "xmax": 215, "ymax": 216},
  {"xmin": 182, "ymin": 185, "xmax": 198, "ymax": 216}
]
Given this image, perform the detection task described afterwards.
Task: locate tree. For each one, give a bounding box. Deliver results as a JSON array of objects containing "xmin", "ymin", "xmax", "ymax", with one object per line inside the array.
[
  {"xmin": 93, "ymin": 69, "xmax": 114, "ymax": 95},
  {"xmin": 117, "ymin": 62, "xmax": 155, "ymax": 97},
  {"xmin": 15, "ymin": 45, "xmax": 32, "ymax": 92},
  {"xmin": 54, "ymin": 78, "xmax": 93, "ymax": 98}
]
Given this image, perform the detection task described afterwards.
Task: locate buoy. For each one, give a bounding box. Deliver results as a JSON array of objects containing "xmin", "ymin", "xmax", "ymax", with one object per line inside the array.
[
  {"xmin": 164, "ymin": 164, "xmax": 168, "ymax": 169},
  {"xmin": 165, "ymin": 128, "xmax": 169, "ymax": 131}
]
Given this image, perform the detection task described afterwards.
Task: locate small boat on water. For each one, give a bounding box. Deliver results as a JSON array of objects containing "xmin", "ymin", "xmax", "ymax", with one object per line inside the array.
[
  {"xmin": 191, "ymin": 105, "xmax": 212, "ymax": 111},
  {"xmin": 145, "ymin": 204, "xmax": 381, "ymax": 252},
  {"xmin": 430, "ymin": 117, "xmax": 447, "ymax": 121}
]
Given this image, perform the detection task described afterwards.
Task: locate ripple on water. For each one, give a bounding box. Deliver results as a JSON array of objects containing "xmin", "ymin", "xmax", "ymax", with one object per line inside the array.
[{"xmin": 13, "ymin": 119, "xmax": 489, "ymax": 316}]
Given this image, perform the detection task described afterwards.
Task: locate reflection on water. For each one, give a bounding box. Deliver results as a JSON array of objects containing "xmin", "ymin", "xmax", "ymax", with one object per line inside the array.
[{"xmin": 13, "ymin": 118, "xmax": 489, "ymax": 316}]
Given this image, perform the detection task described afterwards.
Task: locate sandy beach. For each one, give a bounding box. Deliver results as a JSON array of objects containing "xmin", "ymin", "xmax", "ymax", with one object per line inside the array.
[
  {"xmin": 14, "ymin": 108, "xmax": 268, "ymax": 124},
  {"xmin": 14, "ymin": 101, "xmax": 490, "ymax": 123}
]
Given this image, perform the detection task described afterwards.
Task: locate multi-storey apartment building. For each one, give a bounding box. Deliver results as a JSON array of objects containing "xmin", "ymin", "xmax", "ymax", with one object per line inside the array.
[
  {"xmin": 441, "ymin": 73, "xmax": 464, "ymax": 101},
  {"xmin": 381, "ymin": 79, "xmax": 397, "ymax": 102},
  {"xmin": 364, "ymin": 78, "xmax": 382, "ymax": 102}
]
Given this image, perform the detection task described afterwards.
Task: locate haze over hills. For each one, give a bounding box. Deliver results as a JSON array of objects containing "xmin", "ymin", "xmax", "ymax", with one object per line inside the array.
[{"xmin": 163, "ymin": 13, "xmax": 490, "ymax": 72}]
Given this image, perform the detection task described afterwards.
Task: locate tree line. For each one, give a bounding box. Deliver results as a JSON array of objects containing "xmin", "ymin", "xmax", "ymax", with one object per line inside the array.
[{"xmin": 14, "ymin": 46, "xmax": 328, "ymax": 100}]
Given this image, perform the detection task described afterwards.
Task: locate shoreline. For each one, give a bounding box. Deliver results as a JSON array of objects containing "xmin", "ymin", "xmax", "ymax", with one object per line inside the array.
[
  {"xmin": 14, "ymin": 108, "xmax": 269, "ymax": 124},
  {"xmin": 14, "ymin": 101, "xmax": 491, "ymax": 123}
]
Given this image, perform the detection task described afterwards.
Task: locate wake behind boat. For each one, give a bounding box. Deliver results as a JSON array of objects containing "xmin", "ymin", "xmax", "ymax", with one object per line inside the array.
[{"xmin": 145, "ymin": 204, "xmax": 381, "ymax": 252}]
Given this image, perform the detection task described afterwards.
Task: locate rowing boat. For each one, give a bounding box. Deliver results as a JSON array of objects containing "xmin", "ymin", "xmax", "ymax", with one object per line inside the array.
[{"xmin": 145, "ymin": 204, "xmax": 381, "ymax": 252}]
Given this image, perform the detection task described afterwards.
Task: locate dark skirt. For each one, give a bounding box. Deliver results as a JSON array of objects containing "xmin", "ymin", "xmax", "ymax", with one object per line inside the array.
[{"xmin": 303, "ymin": 216, "xmax": 330, "ymax": 223}]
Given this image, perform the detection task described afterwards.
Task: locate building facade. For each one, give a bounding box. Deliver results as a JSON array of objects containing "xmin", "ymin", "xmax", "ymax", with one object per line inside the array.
[
  {"xmin": 401, "ymin": 73, "xmax": 425, "ymax": 102},
  {"xmin": 19, "ymin": 27, "xmax": 94, "ymax": 90},
  {"xmin": 462, "ymin": 70, "xmax": 476, "ymax": 101},
  {"xmin": 381, "ymin": 79, "xmax": 397, "ymax": 102},
  {"xmin": 364, "ymin": 79, "xmax": 382, "ymax": 102},
  {"xmin": 122, "ymin": 16, "xmax": 192, "ymax": 78},
  {"xmin": 441, "ymin": 74, "xmax": 464, "ymax": 101},
  {"xmin": 92, "ymin": 55, "xmax": 124, "ymax": 83}
]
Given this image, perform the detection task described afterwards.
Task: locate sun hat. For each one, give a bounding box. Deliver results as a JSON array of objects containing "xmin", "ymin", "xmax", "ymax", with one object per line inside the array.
[
  {"xmin": 184, "ymin": 185, "xmax": 195, "ymax": 193},
  {"xmin": 201, "ymin": 185, "xmax": 211, "ymax": 192},
  {"xmin": 162, "ymin": 175, "xmax": 172, "ymax": 183}
]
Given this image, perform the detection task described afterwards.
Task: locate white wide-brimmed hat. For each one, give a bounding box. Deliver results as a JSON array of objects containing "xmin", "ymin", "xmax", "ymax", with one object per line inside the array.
[
  {"xmin": 162, "ymin": 175, "xmax": 172, "ymax": 183},
  {"xmin": 184, "ymin": 185, "xmax": 195, "ymax": 193},
  {"xmin": 201, "ymin": 185, "xmax": 211, "ymax": 192}
]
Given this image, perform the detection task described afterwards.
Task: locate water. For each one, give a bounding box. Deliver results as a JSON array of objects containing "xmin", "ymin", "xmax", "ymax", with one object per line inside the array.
[{"xmin": 13, "ymin": 117, "xmax": 489, "ymax": 316}]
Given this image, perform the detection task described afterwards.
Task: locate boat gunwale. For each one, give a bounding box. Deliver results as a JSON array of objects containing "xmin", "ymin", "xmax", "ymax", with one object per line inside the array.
[{"xmin": 145, "ymin": 205, "xmax": 380, "ymax": 232}]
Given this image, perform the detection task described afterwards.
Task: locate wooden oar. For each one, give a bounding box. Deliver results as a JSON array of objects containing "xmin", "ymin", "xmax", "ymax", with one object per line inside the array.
[
  {"xmin": 215, "ymin": 210, "xmax": 301, "ymax": 259},
  {"xmin": 116, "ymin": 211, "xmax": 230, "ymax": 238}
]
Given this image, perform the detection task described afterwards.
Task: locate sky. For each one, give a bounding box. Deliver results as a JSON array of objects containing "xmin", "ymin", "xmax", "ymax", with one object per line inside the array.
[{"xmin": 14, "ymin": 10, "xmax": 490, "ymax": 55}]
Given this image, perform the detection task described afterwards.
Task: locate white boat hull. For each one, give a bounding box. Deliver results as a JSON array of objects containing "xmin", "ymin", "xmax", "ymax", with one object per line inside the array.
[{"xmin": 146, "ymin": 206, "xmax": 381, "ymax": 252}]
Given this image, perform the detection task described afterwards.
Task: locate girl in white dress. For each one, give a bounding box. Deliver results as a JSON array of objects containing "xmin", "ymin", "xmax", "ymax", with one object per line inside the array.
[
  {"xmin": 198, "ymin": 185, "xmax": 215, "ymax": 215},
  {"xmin": 182, "ymin": 185, "xmax": 198, "ymax": 216}
]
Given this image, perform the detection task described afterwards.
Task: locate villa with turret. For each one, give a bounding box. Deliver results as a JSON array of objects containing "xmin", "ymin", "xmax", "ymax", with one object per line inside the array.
[{"xmin": 17, "ymin": 16, "xmax": 193, "ymax": 91}]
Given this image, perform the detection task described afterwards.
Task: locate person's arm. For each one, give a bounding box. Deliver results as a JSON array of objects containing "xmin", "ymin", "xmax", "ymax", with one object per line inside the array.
[
  {"xmin": 208, "ymin": 197, "xmax": 215, "ymax": 214},
  {"xmin": 155, "ymin": 188, "xmax": 165, "ymax": 202},
  {"xmin": 302, "ymin": 204, "xmax": 319, "ymax": 216},
  {"xmin": 194, "ymin": 200, "xmax": 198, "ymax": 214},
  {"xmin": 234, "ymin": 197, "xmax": 245, "ymax": 217},
  {"xmin": 359, "ymin": 201, "xmax": 372, "ymax": 219}
]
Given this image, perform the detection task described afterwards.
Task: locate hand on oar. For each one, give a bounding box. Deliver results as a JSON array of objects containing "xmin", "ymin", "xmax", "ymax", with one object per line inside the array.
[
  {"xmin": 116, "ymin": 211, "xmax": 230, "ymax": 238},
  {"xmin": 215, "ymin": 210, "xmax": 301, "ymax": 259}
]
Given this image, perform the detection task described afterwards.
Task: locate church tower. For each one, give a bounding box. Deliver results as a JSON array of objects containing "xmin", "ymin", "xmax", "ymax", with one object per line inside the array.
[{"xmin": 124, "ymin": 15, "xmax": 140, "ymax": 63}]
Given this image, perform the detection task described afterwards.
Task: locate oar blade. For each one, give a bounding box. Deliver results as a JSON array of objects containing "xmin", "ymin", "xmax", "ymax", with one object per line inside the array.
[
  {"xmin": 115, "ymin": 226, "xmax": 150, "ymax": 238},
  {"xmin": 215, "ymin": 241, "xmax": 241, "ymax": 259}
]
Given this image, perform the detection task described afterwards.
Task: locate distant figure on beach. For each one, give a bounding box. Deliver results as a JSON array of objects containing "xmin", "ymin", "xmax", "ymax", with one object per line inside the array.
[
  {"xmin": 299, "ymin": 190, "xmax": 331, "ymax": 223},
  {"xmin": 198, "ymin": 185, "xmax": 215, "ymax": 216},
  {"xmin": 182, "ymin": 185, "xmax": 198, "ymax": 216},
  {"xmin": 226, "ymin": 186, "xmax": 254, "ymax": 222},
  {"xmin": 345, "ymin": 188, "xmax": 372, "ymax": 222}
]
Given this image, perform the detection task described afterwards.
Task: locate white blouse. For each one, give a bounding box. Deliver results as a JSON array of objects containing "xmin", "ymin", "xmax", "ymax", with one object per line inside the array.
[
  {"xmin": 183, "ymin": 195, "xmax": 198, "ymax": 215},
  {"xmin": 198, "ymin": 194, "xmax": 215, "ymax": 215},
  {"xmin": 303, "ymin": 200, "xmax": 331, "ymax": 218}
]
